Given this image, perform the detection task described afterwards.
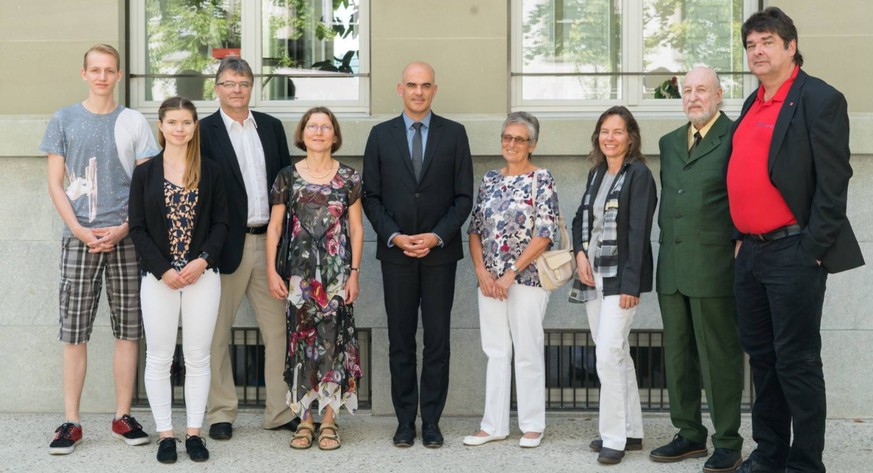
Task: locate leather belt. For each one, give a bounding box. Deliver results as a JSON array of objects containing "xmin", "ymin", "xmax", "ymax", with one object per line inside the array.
[
  {"xmin": 748, "ymin": 224, "xmax": 802, "ymax": 242},
  {"xmin": 246, "ymin": 225, "xmax": 268, "ymax": 235}
]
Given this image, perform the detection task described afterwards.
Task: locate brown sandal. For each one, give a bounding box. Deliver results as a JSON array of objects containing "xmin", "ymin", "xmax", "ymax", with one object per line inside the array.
[
  {"xmin": 318, "ymin": 422, "xmax": 341, "ymax": 451},
  {"xmin": 289, "ymin": 422, "xmax": 315, "ymax": 450}
]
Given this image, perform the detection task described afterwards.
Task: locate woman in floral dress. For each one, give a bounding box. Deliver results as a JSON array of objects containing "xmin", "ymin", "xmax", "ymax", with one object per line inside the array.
[{"xmin": 266, "ymin": 107, "xmax": 363, "ymax": 451}]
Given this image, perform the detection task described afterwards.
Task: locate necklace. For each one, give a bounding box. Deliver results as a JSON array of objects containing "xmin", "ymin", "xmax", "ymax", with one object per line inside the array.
[{"xmin": 303, "ymin": 159, "xmax": 335, "ymax": 180}]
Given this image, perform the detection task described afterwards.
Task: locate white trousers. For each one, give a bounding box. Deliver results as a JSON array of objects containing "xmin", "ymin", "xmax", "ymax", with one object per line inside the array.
[
  {"xmin": 142, "ymin": 270, "xmax": 220, "ymax": 433},
  {"xmin": 477, "ymin": 284, "xmax": 549, "ymax": 436},
  {"xmin": 586, "ymin": 273, "xmax": 644, "ymax": 450}
]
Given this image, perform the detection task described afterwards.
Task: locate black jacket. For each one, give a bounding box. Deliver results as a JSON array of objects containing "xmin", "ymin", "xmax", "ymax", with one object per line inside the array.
[
  {"xmin": 200, "ymin": 110, "xmax": 290, "ymax": 273},
  {"xmin": 362, "ymin": 113, "xmax": 474, "ymax": 265},
  {"xmin": 129, "ymin": 152, "xmax": 228, "ymax": 279},
  {"xmin": 729, "ymin": 68, "xmax": 864, "ymax": 273},
  {"xmin": 572, "ymin": 159, "xmax": 658, "ymax": 297}
]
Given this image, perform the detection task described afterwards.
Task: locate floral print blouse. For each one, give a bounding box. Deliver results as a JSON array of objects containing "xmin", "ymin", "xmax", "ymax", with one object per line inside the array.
[
  {"xmin": 270, "ymin": 163, "xmax": 361, "ymax": 308},
  {"xmin": 468, "ymin": 168, "xmax": 560, "ymax": 287},
  {"xmin": 163, "ymin": 179, "xmax": 198, "ymax": 271}
]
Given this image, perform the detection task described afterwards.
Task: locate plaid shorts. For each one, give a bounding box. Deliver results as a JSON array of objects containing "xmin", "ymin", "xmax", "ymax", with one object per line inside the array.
[{"xmin": 58, "ymin": 236, "xmax": 142, "ymax": 344}]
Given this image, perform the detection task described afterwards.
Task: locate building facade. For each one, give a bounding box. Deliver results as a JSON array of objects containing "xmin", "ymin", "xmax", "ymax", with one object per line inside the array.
[{"xmin": 1, "ymin": 0, "xmax": 871, "ymax": 417}]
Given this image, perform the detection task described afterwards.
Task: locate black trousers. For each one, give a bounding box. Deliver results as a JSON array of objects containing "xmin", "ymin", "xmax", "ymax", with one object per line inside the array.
[
  {"xmin": 735, "ymin": 234, "xmax": 828, "ymax": 472},
  {"xmin": 381, "ymin": 260, "xmax": 457, "ymax": 425}
]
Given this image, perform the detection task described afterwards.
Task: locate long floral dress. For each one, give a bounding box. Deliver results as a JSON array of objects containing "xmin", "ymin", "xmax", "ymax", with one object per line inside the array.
[{"xmin": 270, "ymin": 163, "xmax": 363, "ymax": 417}]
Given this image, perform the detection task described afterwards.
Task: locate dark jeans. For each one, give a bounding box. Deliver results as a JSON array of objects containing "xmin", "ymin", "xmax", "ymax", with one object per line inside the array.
[{"xmin": 735, "ymin": 234, "xmax": 827, "ymax": 472}]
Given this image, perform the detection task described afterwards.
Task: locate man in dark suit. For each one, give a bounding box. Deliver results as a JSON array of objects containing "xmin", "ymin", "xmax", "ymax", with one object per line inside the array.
[
  {"xmin": 650, "ymin": 67, "xmax": 743, "ymax": 472},
  {"xmin": 200, "ymin": 57, "xmax": 294, "ymax": 440},
  {"xmin": 363, "ymin": 61, "xmax": 474, "ymax": 448},
  {"xmin": 727, "ymin": 8, "xmax": 864, "ymax": 472}
]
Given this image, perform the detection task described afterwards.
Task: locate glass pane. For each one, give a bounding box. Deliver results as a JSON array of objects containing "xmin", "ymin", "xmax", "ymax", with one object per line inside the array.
[
  {"xmin": 145, "ymin": 0, "xmax": 242, "ymax": 101},
  {"xmin": 261, "ymin": 0, "xmax": 361, "ymax": 101},
  {"xmin": 520, "ymin": 0, "xmax": 622, "ymax": 101},
  {"xmin": 642, "ymin": 0, "xmax": 745, "ymax": 99}
]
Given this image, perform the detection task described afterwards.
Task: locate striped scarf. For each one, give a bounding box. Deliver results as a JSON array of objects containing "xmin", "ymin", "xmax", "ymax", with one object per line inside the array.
[{"xmin": 569, "ymin": 164, "xmax": 627, "ymax": 303}]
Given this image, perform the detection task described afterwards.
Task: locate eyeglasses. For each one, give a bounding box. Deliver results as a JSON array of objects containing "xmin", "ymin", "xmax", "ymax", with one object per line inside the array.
[
  {"xmin": 216, "ymin": 81, "xmax": 252, "ymax": 90},
  {"xmin": 501, "ymin": 134, "xmax": 531, "ymax": 145},
  {"xmin": 305, "ymin": 124, "xmax": 334, "ymax": 134}
]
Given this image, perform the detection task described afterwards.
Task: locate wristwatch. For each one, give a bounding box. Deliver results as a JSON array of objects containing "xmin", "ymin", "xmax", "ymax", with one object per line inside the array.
[
  {"xmin": 510, "ymin": 263, "xmax": 519, "ymax": 273},
  {"xmin": 198, "ymin": 251, "xmax": 210, "ymax": 262}
]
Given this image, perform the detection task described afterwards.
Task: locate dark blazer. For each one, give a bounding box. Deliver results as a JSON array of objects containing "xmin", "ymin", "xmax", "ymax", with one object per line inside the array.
[
  {"xmin": 200, "ymin": 110, "xmax": 291, "ymax": 273},
  {"xmin": 657, "ymin": 112, "xmax": 735, "ymax": 297},
  {"xmin": 362, "ymin": 113, "xmax": 474, "ymax": 265},
  {"xmin": 730, "ymin": 68, "xmax": 864, "ymax": 273},
  {"xmin": 572, "ymin": 159, "xmax": 657, "ymax": 297},
  {"xmin": 129, "ymin": 152, "xmax": 228, "ymax": 279}
]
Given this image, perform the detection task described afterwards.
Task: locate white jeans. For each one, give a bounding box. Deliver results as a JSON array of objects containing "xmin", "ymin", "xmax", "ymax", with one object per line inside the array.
[
  {"xmin": 142, "ymin": 270, "xmax": 220, "ymax": 433},
  {"xmin": 477, "ymin": 284, "xmax": 550, "ymax": 436},
  {"xmin": 586, "ymin": 273, "xmax": 644, "ymax": 450}
]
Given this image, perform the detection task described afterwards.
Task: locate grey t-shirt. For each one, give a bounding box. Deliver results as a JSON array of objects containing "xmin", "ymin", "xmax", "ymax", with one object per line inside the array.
[{"xmin": 40, "ymin": 103, "xmax": 159, "ymax": 236}]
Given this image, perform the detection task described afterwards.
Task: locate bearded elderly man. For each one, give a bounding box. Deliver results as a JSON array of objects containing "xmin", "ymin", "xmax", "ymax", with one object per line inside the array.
[{"xmin": 649, "ymin": 66, "xmax": 744, "ymax": 473}]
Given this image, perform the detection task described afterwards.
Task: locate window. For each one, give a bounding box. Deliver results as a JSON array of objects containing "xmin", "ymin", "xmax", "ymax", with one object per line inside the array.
[
  {"xmin": 129, "ymin": 0, "xmax": 369, "ymax": 113},
  {"xmin": 511, "ymin": 0, "xmax": 759, "ymax": 112}
]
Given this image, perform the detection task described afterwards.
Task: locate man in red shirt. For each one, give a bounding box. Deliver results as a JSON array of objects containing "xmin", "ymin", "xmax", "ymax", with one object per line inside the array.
[{"xmin": 727, "ymin": 7, "xmax": 864, "ymax": 473}]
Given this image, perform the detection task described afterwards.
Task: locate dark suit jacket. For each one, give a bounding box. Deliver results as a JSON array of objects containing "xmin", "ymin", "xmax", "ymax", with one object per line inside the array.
[
  {"xmin": 362, "ymin": 113, "xmax": 474, "ymax": 265},
  {"xmin": 200, "ymin": 110, "xmax": 291, "ymax": 273},
  {"xmin": 572, "ymin": 159, "xmax": 658, "ymax": 297},
  {"xmin": 657, "ymin": 112, "xmax": 735, "ymax": 297},
  {"xmin": 730, "ymin": 68, "xmax": 864, "ymax": 274},
  {"xmin": 129, "ymin": 151, "xmax": 228, "ymax": 279}
]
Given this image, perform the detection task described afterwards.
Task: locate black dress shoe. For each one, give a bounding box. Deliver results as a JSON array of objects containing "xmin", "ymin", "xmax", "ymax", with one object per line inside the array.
[
  {"xmin": 421, "ymin": 423, "xmax": 444, "ymax": 448},
  {"xmin": 736, "ymin": 458, "xmax": 782, "ymax": 473},
  {"xmin": 185, "ymin": 435, "xmax": 209, "ymax": 462},
  {"xmin": 589, "ymin": 437, "xmax": 643, "ymax": 452},
  {"xmin": 704, "ymin": 448, "xmax": 742, "ymax": 472},
  {"xmin": 393, "ymin": 423, "xmax": 415, "ymax": 448},
  {"xmin": 598, "ymin": 446, "xmax": 626, "ymax": 464},
  {"xmin": 208, "ymin": 422, "xmax": 233, "ymax": 441},
  {"xmin": 649, "ymin": 434, "xmax": 708, "ymax": 462}
]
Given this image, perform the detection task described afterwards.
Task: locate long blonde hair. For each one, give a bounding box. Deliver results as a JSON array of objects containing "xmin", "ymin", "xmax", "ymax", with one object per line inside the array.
[{"xmin": 158, "ymin": 96, "xmax": 201, "ymax": 190}]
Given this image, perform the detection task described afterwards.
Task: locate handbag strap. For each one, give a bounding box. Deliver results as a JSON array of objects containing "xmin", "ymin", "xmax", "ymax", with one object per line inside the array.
[{"xmin": 530, "ymin": 170, "xmax": 570, "ymax": 251}]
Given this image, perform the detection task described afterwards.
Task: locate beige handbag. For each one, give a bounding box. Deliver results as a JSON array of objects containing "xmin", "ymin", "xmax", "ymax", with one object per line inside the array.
[
  {"xmin": 531, "ymin": 171, "xmax": 576, "ymax": 291},
  {"xmin": 536, "ymin": 213, "xmax": 576, "ymax": 291}
]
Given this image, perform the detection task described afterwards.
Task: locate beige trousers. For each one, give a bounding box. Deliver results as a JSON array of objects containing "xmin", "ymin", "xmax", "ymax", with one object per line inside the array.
[{"xmin": 206, "ymin": 233, "xmax": 292, "ymax": 429}]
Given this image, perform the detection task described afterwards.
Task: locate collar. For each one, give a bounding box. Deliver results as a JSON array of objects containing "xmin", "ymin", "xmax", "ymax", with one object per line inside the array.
[
  {"xmin": 219, "ymin": 107, "xmax": 257, "ymax": 129},
  {"xmin": 756, "ymin": 65, "xmax": 800, "ymax": 105},
  {"xmin": 402, "ymin": 111, "xmax": 432, "ymax": 129},
  {"xmin": 689, "ymin": 111, "xmax": 721, "ymax": 143}
]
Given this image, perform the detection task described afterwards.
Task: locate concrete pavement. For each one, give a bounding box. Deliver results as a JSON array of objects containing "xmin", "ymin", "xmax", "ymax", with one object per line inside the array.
[{"xmin": 6, "ymin": 410, "xmax": 873, "ymax": 472}]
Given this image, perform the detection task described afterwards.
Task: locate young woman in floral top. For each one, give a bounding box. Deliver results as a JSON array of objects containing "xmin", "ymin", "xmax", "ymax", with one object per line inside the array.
[
  {"xmin": 129, "ymin": 97, "xmax": 228, "ymax": 463},
  {"xmin": 266, "ymin": 107, "xmax": 363, "ymax": 451},
  {"xmin": 464, "ymin": 112, "xmax": 560, "ymax": 449}
]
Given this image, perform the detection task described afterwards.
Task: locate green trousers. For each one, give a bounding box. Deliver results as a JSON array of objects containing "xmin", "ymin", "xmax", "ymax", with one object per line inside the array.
[{"xmin": 659, "ymin": 292, "xmax": 744, "ymax": 450}]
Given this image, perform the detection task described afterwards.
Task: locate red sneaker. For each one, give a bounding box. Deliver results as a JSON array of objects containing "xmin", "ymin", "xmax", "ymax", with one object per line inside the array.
[
  {"xmin": 48, "ymin": 423, "xmax": 82, "ymax": 455},
  {"xmin": 111, "ymin": 414, "xmax": 150, "ymax": 446}
]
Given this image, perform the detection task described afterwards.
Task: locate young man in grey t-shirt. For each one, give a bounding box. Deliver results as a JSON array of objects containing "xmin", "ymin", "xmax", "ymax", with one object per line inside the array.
[{"xmin": 41, "ymin": 44, "xmax": 159, "ymax": 455}]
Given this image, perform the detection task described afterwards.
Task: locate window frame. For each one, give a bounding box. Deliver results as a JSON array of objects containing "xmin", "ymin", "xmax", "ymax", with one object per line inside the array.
[
  {"xmin": 128, "ymin": 0, "xmax": 370, "ymax": 115},
  {"xmin": 510, "ymin": 0, "xmax": 760, "ymax": 114}
]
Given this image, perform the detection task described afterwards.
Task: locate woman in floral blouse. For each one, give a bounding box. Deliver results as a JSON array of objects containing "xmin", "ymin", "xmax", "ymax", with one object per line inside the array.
[
  {"xmin": 464, "ymin": 112, "xmax": 560, "ymax": 449},
  {"xmin": 265, "ymin": 107, "xmax": 363, "ymax": 451}
]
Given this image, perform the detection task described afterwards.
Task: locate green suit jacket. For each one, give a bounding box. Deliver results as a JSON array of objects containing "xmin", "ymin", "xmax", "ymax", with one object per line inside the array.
[{"xmin": 656, "ymin": 111, "xmax": 735, "ymax": 297}]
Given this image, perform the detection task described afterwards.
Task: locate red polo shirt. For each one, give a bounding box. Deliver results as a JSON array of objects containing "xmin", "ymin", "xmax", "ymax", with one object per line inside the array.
[{"xmin": 727, "ymin": 66, "xmax": 799, "ymax": 234}]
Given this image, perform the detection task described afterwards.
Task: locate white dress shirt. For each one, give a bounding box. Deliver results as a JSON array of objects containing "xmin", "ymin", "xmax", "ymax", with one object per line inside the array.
[{"xmin": 220, "ymin": 108, "xmax": 270, "ymax": 226}]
